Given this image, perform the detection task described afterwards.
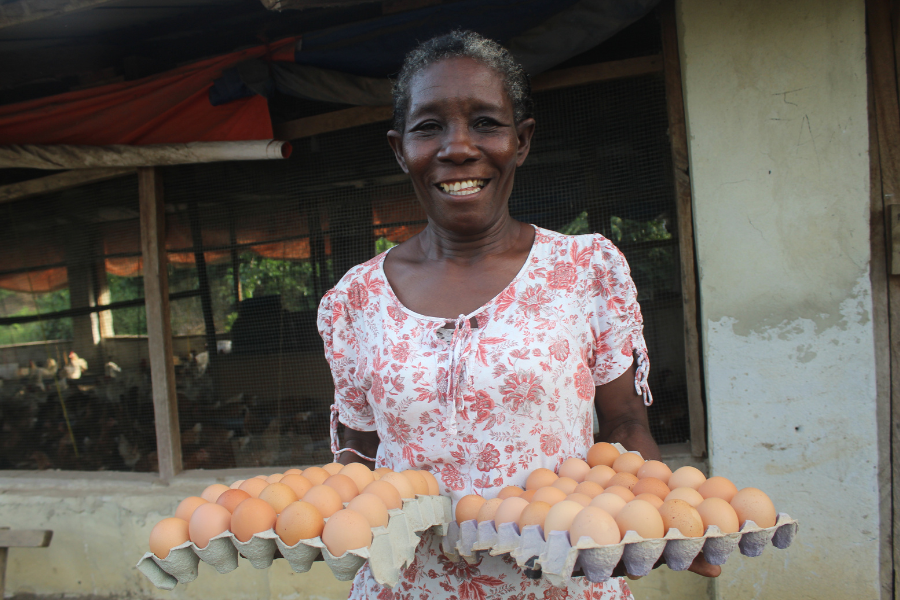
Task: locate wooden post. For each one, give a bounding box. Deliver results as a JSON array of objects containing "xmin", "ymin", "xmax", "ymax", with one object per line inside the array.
[
  {"xmin": 229, "ymin": 215, "xmax": 242, "ymax": 305},
  {"xmin": 659, "ymin": 0, "xmax": 706, "ymax": 458},
  {"xmin": 139, "ymin": 167, "xmax": 182, "ymax": 481},
  {"xmin": 187, "ymin": 200, "xmax": 218, "ymax": 358}
]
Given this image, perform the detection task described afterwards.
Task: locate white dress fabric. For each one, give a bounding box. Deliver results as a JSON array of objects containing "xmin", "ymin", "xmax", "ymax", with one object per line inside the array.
[{"xmin": 317, "ymin": 226, "xmax": 651, "ymax": 600}]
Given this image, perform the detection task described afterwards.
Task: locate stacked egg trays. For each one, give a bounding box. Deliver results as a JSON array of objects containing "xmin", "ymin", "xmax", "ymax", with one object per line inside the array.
[
  {"xmin": 441, "ymin": 445, "xmax": 799, "ymax": 588},
  {"xmin": 137, "ymin": 493, "xmax": 452, "ymax": 590}
]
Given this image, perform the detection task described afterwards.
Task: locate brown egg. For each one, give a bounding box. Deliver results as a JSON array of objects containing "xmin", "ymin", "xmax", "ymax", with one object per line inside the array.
[
  {"xmin": 698, "ymin": 476, "xmax": 738, "ymax": 502},
  {"xmin": 374, "ymin": 467, "xmax": 394, "ymax": 478},
  {"xmin": 544, "ymin": 500, "xmax": 584, "ymax": 533},
  {"xmin": 259, "ymin": 483, "xmax": 299, "ymax": 514},
  {"xmin": 362, "ymin": 480, "xmax": 403, "ymax": 510},
  {"xmin": 254, "ymin": 475, "xmax": 269, "ymax": 480},
  {"xmin": 347, "ymin": 493, "xmax": 390, "ymax": 528},
  {"xmin": 175, "ymin": 496, "xmax": 208, "ymax": 521},
  {"xmin": 216, "ymin": 489, "xmax": 251, "ymax": 513},
  {"xmin": 322, "ymin": 509, "xmax": 373, "ymax": 556},
  {"xmin": 303, "ymin": 485, "xmax": 344, "ymax": 518},
  {"xmin": 200, "ymin": 484, "xmax": 230, "ymax": 503},
  {"xmin": 302, "ymin": 467, "xmax": 330, "ymax": 486},
  {"xmin": 229, "ymin": 480, "xmax": 245, "ymax": 489},
  {"xmin": 231, "ymin": 497, "xmax": 277, "ymax": 542},
  {"xmin": 586, "ymin": 442, "xmax": 620, "ymax": 468},
  {"xmin": 188, "ymin": 503, "xmax": 232, "ymax": 549},
  {"xmin": 497, "ymin": 486, "xmax": 525, "ymax": 499},
  {"xmin": 590, "ymin": 493, "xmax": 627, "ymax": 518},
  {"xmin": 570, "ymin": 506, "xmax": 621, "ymax": 545},
  {"xmin": 324, "ymin": 474, "xmax": 359, "ymax": 503},
  {"xmin": 636, "ymin": 460, "xmax": 672, "ymax": 484},
  {"xmin": 239, "ymin": 478, "xmax": 269, "ymax": 499},
  {"xmin": 730, "ymin": 488, "xmax": 777, "ymax": 528},
  {"xmin": 494, "ymin": 497, "xmax": 529, "ymax": 527},
  {"xmin": 615, "ymin": 499, "xmax": 664, "ymax": 539},
  {"xmin": 558, "ymin": 457, "xmax": 591, "ymax": 482},
  {"xmin": 322, "ymin": 463, "xmax": 344, "ymax": 475},
  {"xmin": 565, "ymin": 492, "xmax": 593, "ymax": 507},
  {"xmin": 280, "ymin": 474, "xmax": 314, "ymax": 499},
  {"xmin": 585, "ymin": 465, "xmax": 617, "ymax": 487},
  {"xmin": 551, "ymin": 477, "xmax": 578, "ymax": 495},
  {"xmin": 455, "ymin": 495, "xmax": 486, "ymax": 524},
  {"xmin": 697, "ymin": 498, "xmax": 740, "ymax": 534},
  {"xmin": 379, "ymin": 472, "xmax": 416, "ymax": 500},
  {"xmin": 574, "ymin": 481, "xmax": 604, "ymax": 498},
  {"xmin": 525, "ymin": 468, "xmax": 558, "ymax": 490},
  {"xmin": 276, "ymin": 501, "xmax": 324, "ymax": 545},
  {"xmin": 631, "ymin": 477, "xmax": 670, "ymax": 501},
  {"xmin": 668, "ymin": 466, "xmax": 706, "ymax": 490},
  {"xmin": 604, "ymin": 486, "xmax": 635, "ymax": 502},
  {"xmin": 517, "ymin": 501, "xmax": 552, "ymax": 532},
  {"xmin": 606, "ymin": 472, "xmax": 639, "ymax": 491},
  {"xmin": 612, "ymin": 452, "xmax": 645, "ymax": 475},
  {"xmin": 634, "ymin": 493, "xmax": 664, "ymax": 509},
  {"xmin": 665, "ymin": 487, "xmax": 705, "ymax": 508},
  {"xmin": 532, "ymin": 486, "xmax": 567, "ymax": 506},
  {"xmin": 476, "ymin": 498, "xmax": 504, "ymax": 523},
  {"xmin": 401, "ymin": 470, "xmax": 429, "ymax": 496},
  {"xmin": 284, "ymin": 468, "xmax": 304, "ymax": 476},
  {"xmin": 520, "ymin": 489, "xmax": 537, "ymax": 502},
  {"xmin": 265, "ymin": 474, "xmax": 284, "ymax": 484},
  {"xmin": 149, "ymin": 517, "xmax": 190, "ymax": 558},
  {"xmin": 658, "ymin": 499, "xmax": 704, "ymax": 537},
  {"xmin": 419, "ymin": 470, "xmax": 441, "ymax": 495}
]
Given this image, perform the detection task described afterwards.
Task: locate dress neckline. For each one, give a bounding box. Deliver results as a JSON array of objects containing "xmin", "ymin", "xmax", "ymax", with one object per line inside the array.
[{"xmin": 379, "ymin": 224, "xmax": 540, "ymax": 323}]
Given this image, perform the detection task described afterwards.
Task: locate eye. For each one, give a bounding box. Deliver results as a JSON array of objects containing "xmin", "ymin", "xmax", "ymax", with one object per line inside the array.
[
  {"xmin": 409, "ymin": 120, "xmax": 441, "ymax": 135},
  {"xmin": 473, "ymin": 117, "xmax": 503, "ymax": 131}
]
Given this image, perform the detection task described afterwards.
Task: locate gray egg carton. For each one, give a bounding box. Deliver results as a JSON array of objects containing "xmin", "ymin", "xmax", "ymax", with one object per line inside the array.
[{"xmin": 136, "ymin": 494, "xmax": 452, "ymax": 590}]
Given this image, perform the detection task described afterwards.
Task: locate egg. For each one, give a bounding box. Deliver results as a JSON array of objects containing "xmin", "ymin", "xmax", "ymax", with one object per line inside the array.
[
  {"xmin": 276, "ymin": 501, "xmax": 325, "ymax": 545},
  {"xmin": 379, "ymin": 472, "xmax": 416, "ymax": 500},
  {"xmin": 494, "ymin": 497, "xmax": 529, "ymax": 526},
  {"xmin": 401, "ymin": 470, "xmax": 429, "ymax": 496},
  {"xmin": 517, "ymin": 501, "xmax": 552, "ymax": 532},
  {"xmin": 668, "ymin": 466, "xmax": 706, "ymax": 490},
  {"xmin": 558, "ymin": 457, "xmax": 591, "ymax": 482},
  {"xmin": 254, "ymin": 475, "xmax": 268, "ymax": 480},
  {"xmin": 585, "ymin": 465, "xmax": 617, "ymax": 487},
  {"xmin": 634, "ymin": 493, "xmax": 664, "ymax": 509},
  {"xmin": 374, "ymin": 467, "xmax": 394, "ymax": 478},
  {"xmin": 603, "ymin": 486, "xmax": 636, "ymax": 502},
  {"xmin": 612, "ymin": 452, "xmax": 645, "ymax": 475},
  {"xmin": 497, "ymin": 486, "xmax": 525, "ymax": 499},
  {"xmin": 188, "ymin": 503, "xmax": 232, "ymax": 549},
  {"xmin": 258, "ymin": 483, "xmax": 299, "ymax": 514},
  {"xmin": 455, "ymin": 495, "xmax": 486, "ymax": 524},
  {"xmin": 586, "ymin": 442, "xmax": 620, "ymax": 467},
  {"xmin": 149, "ymin": 517, "xmax": 190, "ymax": 558},
  {"xmin": 324, "ymin": 474, "xmax": 359, "ymax": 503},
  {"xmin": 569, "ymin": 506, "xmax": 621, "ymax": 546},
  {"xmin": 362, "ymin": 480, "xmax": 404, "ymax": 510},
  {"xmin": 658, "ymin": 499, "xmax": 704, "ymax": 537},
  {"xmin": 520, "ymin": 489, "xmax": 537, "ymax": 502},
  {"xmin": 589, "ymin": 493, "xmax": 627, "ymax": 518},
  {"xmin": 302, "ymin": 467, "xmax": 330, "ymax": 485},
  {"xmin": 419, "ymin": 470, "xmax": 441, "ymax": 495},
  {"xmin": 231, "ymin": 497, "xmax": 277, "ymax": 542},
  {"xmin": 284, "ymin": 468, "xmax": 304, "ymax": 476},
  {"xmin": 532, "ymin": 486, "xmax": 567, "ymax": 506},
  {"xmin": 347, "ymin": 493, "xmax": 390, "ymax": 528},
  {"xmin": 551, "ymin": 477, "xmax": 578, "ymax": 495},
  {"xmin": 697, "ymin": 498, "xmax": 740, "ymax": 534},
  {"xmin": 238, "ymin": 478, "xmax": 269, "ymax": 498},
  {"xmin": 174, "ymin": 496, "xmax": 208, "ymax": 521},
  {"xmin": 636, "ymin": 460, "xmax": 672, "ymax": 484},
  {"xmin": 322, "ymin": 463, "xmax": 344, "ymax": 475},
  {"xmin": 475, "ymin": 498, "xmax": 504, "ymax": 523},
  {"xmin": 229, "ymin": 480, "xmax": 244, "ymax": 489},
  {"xmin": 303, "ymin": 485, "xmax": 344, "ymax": 518},
  {"xmin": 730, "ymin": 487, "xmax": 776, "ymax": 528},
  {"xmin": 665, "ymin": 487, "xmax": 704, "ymax": 508},
  {"xmin": 200, "ymin": 484, "xmax": 229, "ymax": 503},
  {"xmin": 216, "ymin": 489, "xmax": 251, "ymax": 513},
  {"xmin": 525, "ymin": 468, "xmax": 558, "ymax": 490},
  {"xmin": 280, "ymin": 474, "xmax": 314, "ymax": 499},
  {"xmin": 606, "ymin": 472, "xmax": 639, "ymax": 491},
  {"xmin": 322, "ymin": 509, "xmax": 373, "ymax": 556},
  {"xmin": 564, "ymin": 492, "xmax": 592, "ymax": 507},
  {"xmin": 615, "ymin": 499, "xmax": 664, "ymax": 539},
  {"xmin": 573, "ymin": 481, "xmax": 604, "ymax": 498},
  {"xmin": 698, "ymin": 476, "xmax": 738, "ymax": 502},
  {"xmin": 631, "ymin": 477, "xmax": 670, "ymax": 500},
  {"xmin": 265, "ymin": 474, "xmax": 284, "ymax": 484},
  {"xmin": 544, "ymin": 500, "xmax": 584, "ymax": 533}
]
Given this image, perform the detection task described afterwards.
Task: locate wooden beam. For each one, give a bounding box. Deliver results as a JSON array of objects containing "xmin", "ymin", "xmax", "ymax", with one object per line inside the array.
[
  {"xmin": 275, "ymin": 106, "xmax": 393, "ymax": 142},
  {"xmin": 0, "ymin": 168, "xmax": 134, "ymax": 205},
  {"xmin": 0, "ymin": 529, "xmax": 53, "ymax": 548},
  {"xmin": 138, "ymin": 167, "xmax": 182, "ymax": 482},
  {"xmin": 659, "ymin": 1, "xmax": 706, "ymax": 459},
  {"xmin": 0, "ymin": 0, "xmax": 118, "ymax": 29}
]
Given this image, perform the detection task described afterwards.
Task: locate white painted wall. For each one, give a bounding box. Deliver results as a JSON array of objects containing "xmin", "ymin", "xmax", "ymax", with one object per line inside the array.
[{"xmin": 677, "ymin": 0, "xmax": 880, "ymax": 598}]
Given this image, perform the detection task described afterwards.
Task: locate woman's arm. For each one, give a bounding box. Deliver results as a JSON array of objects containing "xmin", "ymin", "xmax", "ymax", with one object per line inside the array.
[
  {"xmin": 594, "ymin": 362, "xmax": 661, "ymax": 461},
  {"xmin": 337, "ymin": 427, "xmax": 380, "ymax": 468}
]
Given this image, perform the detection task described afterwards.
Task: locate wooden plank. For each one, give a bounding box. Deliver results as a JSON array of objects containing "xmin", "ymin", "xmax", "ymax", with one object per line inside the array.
[
  {"xmin": 659, "ymin": 1, "xmax": 706, "ymax": 458},
  {"xmin": 0, "ymin": 168, "xmax": 134, "ymax": 205},
  {"xmin": 138, "ymin": 167, "xmax": 182, "ymax": 481},
  {"xmin": 274, "ymin": 106, "xmax": 393, "ymax": 141},
  {"xmin": 0, "ymin": 529, "xmax": 52, "ymax": 548}
]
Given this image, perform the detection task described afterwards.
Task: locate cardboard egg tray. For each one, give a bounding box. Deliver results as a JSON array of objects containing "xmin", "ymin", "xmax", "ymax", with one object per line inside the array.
[
  {"xmin": 441, "ymin": 512, "xmax": 798, "ymax": 587},
  {"xmin": 136, "ymin": 494, "xmax": 452, "ymax": 590}
]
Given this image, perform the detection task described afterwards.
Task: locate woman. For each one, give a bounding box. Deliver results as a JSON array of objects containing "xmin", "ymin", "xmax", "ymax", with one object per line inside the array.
[{"xmin": 318, "ymin": 30, "xmax": 718, "ymax": 600}]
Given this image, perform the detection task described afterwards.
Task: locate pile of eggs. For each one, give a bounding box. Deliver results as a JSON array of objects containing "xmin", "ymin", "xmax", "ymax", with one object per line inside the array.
[
  {"xmin": 149, "ymin": 463, "xmax": 440, "ymax": 559},
  {"xmin": 455, "ymin": 443, "xmax": 778, "ymax": 545}
]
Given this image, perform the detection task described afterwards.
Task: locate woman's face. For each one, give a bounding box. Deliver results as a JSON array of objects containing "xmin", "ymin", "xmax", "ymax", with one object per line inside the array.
[{"xmin": 388, "ymin": 57, "xmax": 535, "ymax": 235}]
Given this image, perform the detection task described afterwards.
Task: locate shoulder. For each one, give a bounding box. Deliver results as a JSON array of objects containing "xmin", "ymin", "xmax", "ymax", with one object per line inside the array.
[
  {"xmin": 532, "ymin": 227, "xmax": 627, "ymax": 270},
  {"xmin": 318, "ymin": 251, "xmax": 389, "ymax": 320}
]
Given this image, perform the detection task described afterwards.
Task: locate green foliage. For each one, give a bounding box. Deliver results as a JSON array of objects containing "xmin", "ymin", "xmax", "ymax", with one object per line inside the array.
[
  {"xmin": 108, "ymin": 275, "xmax": 147, "ymax": 335},
  {"xmin": 559, "ymin": 211, "xmax": 590, "ymax": 236},
  {"xmin": 609, "ymin": 215, "xmax": 672, "ymax": 243},
  {"xmin": 375, "ymin": 237, "xmax": 398, "ymax": 254},
  {"xmin": 0, "ymin": 288, "xmax": 72, "ymax": 344}
]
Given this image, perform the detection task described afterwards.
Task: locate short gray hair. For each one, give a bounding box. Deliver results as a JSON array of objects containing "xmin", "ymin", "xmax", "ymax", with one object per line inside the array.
[{"xmin": 392, "ymin": 30, "xmax": 534, "ymax": 131}]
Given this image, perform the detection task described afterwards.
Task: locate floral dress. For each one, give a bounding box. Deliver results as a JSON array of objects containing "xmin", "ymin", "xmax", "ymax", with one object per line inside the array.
[{"xmin": 317, "ymin": 226, "xmax": 651, "ymax": 600}]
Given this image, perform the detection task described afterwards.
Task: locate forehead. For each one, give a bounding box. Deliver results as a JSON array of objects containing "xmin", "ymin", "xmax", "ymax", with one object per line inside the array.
[{"xmin": 406, "ymin": 56, "xmax": 512, "ymax": 116}]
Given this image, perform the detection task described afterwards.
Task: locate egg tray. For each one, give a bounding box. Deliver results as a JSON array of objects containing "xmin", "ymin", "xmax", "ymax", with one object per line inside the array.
[
  {"xmin": 136, "ymin": 494, "xmax": 452, "ymax": 590},
  {"xmin": 441, "ymin": 512, "xmax": 798, "ymax": 588}
]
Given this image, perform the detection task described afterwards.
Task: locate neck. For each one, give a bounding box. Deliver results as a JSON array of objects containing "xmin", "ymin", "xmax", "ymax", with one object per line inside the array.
[{"xmin": 418, "ymin": 213, "xmax": 525, "ymax": 263}]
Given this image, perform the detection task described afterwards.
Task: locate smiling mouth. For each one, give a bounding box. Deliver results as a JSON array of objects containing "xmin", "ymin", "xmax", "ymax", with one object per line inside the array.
[{"xmin": 437, "ymin": 179, "xmax": 487, "ymax": 196}]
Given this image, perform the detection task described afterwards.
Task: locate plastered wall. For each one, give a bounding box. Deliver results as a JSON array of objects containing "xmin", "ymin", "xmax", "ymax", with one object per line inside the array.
[{"xmin": 677, "ymin": 0, "xmax": 880, "ymax": 598}]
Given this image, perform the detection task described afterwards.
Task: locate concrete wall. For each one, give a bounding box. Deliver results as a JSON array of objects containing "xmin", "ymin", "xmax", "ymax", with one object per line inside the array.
[{"xmin": 677, "ymin": 0, "xmax": 880, "ymax": 599}]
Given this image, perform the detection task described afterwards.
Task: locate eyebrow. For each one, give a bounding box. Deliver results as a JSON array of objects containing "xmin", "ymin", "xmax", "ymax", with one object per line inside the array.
[{"xmin": 406, "ymin": 95, "xmax": 510, "ymax": 122}]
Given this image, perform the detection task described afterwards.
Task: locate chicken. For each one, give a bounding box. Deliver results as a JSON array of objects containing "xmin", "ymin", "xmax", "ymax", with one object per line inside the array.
[{"xmin": 62, "ymin": 352, "xmax": 88, "ymax": 380}]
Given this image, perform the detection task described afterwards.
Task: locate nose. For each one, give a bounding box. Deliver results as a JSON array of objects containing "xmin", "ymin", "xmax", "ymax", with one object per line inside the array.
[{"xmin": 436, "ymin": 123, "xmax": 479, "ymax": 164}]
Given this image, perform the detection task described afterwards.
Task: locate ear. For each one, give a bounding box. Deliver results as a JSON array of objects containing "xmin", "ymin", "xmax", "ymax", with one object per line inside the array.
[
  {"xmin": 387, "ymin": 129, "xmax": 409, "ymax": 174},
  {"xmin": 515, "ymin": 118, "xmax": 536, "ymax": 167}
]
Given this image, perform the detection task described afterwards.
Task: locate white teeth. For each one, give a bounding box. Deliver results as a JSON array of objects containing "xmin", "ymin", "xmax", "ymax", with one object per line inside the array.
[{"xmin": 439, "ymin": 179, "xmax": 485, "ymax": 195}]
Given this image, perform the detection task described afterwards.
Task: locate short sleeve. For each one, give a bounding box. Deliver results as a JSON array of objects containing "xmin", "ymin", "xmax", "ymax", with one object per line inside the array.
[
  {"xmin": 317, "ymin": 287, "xmax": 377, "ymax": 432},
  {"xmin": 587, "ymin": 235, "xmax": 650, "ymax": 390}
]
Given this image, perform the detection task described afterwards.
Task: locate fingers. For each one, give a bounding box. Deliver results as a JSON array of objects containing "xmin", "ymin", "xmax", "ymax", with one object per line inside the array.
[{"xmin": 687, "ymin": 554, "xmax": 722, "ymax": 578}]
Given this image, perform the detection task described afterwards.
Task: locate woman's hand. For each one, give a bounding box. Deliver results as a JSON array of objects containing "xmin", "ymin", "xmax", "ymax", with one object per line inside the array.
[
  {"xmin": 687, "ymin": 553, "xmax": 721, "ymax": 577},
  {"xmin": 337, "ymin": 427, "xmax": 380, "ymax": 468}
]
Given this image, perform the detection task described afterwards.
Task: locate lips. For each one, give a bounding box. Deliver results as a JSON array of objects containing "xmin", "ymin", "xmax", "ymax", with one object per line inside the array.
[{"xmin": 436, "ymin": 179, "xmax": 487, "ymax": 196}]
